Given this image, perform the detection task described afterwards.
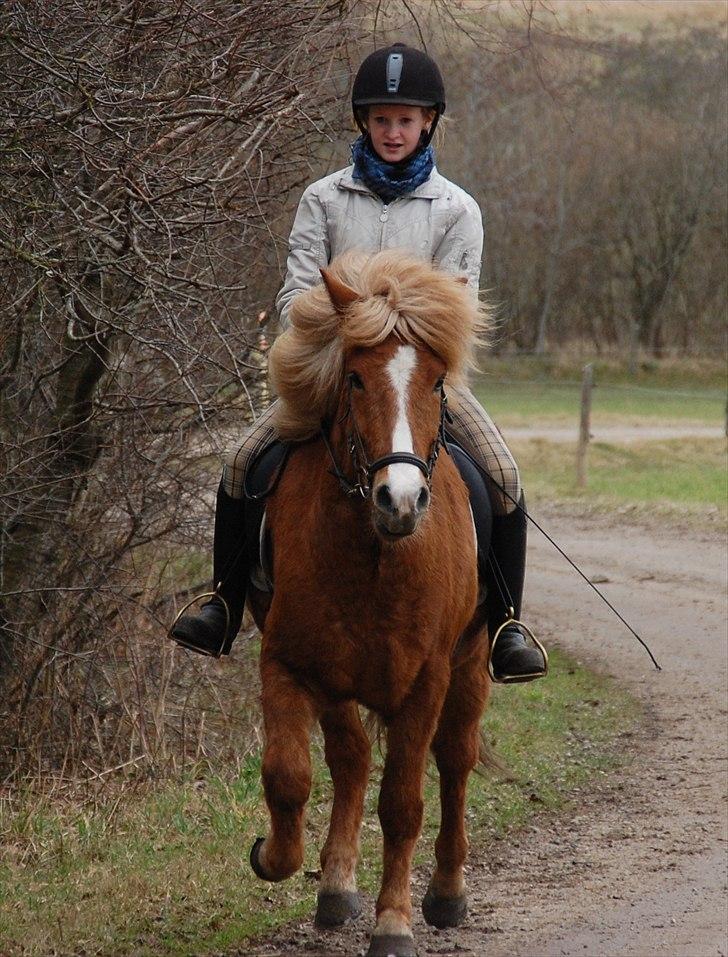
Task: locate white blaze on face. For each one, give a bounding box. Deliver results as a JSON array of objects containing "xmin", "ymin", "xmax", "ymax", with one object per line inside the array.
[{"xmin": 385, "ymin": 344, "xmax": 424, "ymax": 506}]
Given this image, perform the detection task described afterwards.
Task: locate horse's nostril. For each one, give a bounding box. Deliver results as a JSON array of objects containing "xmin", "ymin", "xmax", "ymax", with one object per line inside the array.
[
  {"xmin": 417, "ymin": 487, "xmax": 430, "ymax": 512},
  {"xmin": 375, "ymin": 484, "xmax": 395, "ymax": 513}
]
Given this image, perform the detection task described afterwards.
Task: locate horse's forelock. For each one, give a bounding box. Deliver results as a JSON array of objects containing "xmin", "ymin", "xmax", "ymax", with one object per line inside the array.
[
  {"xmin": 343, "ymin": 297, "xmax": 398, "ymax": 349},
  {"xmin": 271, "ymin": 250, "xmax": 491, "ymax": 441}
]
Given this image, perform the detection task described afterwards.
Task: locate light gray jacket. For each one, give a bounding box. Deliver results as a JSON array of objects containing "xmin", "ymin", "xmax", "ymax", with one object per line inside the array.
[{"xmin": 275, "ymin": 164, "xmax": 483, "ymax": 327}]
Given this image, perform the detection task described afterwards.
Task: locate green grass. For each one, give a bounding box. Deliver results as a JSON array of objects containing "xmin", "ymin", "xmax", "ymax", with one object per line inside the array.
[
  {"xmin": 469, "ymin": 358, "xmax": 727, "ymax": 519},
  {"xmin": 511, "ymin": 438, "xmax": 727, "ymax": 516},
  {"xmin": 0, "ymin": 649, "xmax": 637, "ymax": 957},
  {"xmin": 475, "ymin": 378, "xmax": 724, "ymax": 428},
  {"xmin": 473, "ymin": 387, "xmax": 725, "ymax": 433},
  {"xmin": 478, "ymin": 354, "xmax": 726, "ymax": 389}
]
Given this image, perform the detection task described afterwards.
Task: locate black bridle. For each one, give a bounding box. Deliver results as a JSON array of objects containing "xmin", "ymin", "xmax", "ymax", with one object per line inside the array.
[{"xmin": 321, "ymin": 375, "xmax": 453, "ymax": 499}]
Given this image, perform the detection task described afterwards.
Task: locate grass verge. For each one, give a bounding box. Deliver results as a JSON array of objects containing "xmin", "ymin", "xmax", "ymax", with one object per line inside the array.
[
  {"xmin": 0, "ymin": 648, "xmax": 638, "ymax": 957},
  {"xmin": 510, "ymin": 437, "xmax": 727, "ymax": 522},
  {"xmin": 470, "ymin": 358, "xmax": 726, "ymax": 524},
  {"xmin": 472, "ymin": 356, "xmax": 725, "ymax": 428}
]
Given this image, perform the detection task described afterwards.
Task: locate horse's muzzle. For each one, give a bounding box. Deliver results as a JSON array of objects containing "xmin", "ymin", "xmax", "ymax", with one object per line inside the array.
[{"xmin": 373, "ymin": 483, "xmax": 430, "ymax": 539}]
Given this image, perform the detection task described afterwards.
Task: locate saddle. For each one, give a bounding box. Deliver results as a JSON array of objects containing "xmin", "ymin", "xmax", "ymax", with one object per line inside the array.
[
  {"xmin": 244, "ymin": 440, "xmax": 289, "ymax": 593},
  {"xmin": 244, "ymin": 437, "xmax": 492, "ymax": 596}
]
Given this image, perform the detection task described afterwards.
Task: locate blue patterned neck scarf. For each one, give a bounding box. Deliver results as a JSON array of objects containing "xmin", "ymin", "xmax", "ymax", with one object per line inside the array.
[{"xmin": 350, "ymin": 135, "xmax": 434, "ymax": 203}]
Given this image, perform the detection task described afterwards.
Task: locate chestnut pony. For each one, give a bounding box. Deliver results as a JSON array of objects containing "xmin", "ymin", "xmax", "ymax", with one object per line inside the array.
[{"xmin": 247, "ymin": 250, "xmax": 492, "ymax": 957}]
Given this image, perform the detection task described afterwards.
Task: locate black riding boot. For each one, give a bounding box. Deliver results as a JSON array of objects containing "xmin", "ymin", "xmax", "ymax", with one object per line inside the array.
[
  {"xmin": 486, "ymin": 495, "xmax": 547, "ymax": 683},
  {"xmin": 170, "ymin": 482, "xmax": 249, "ymax": 657}
]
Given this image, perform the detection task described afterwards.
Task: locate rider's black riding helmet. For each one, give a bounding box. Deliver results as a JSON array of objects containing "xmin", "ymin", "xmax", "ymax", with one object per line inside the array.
[{"xmin": 352, "ymin": 43, "xmax": 446, "ymax": 149}]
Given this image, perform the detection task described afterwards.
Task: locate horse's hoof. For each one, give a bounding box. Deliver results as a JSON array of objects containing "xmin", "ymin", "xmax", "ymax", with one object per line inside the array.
[
  {"xmin": 314, "ymin": 890, "xmax": 363, "ymax": 927},
  {"xmin": 249, "ymin": 836, "xmax": 269, "ymax": 880},
  {"xmin": 421, "ymin": 887, "xmax": 468, "ymax": 928},
  {"xmin": 366, "ymin": 933, "xmax": 417, "ymax": 957}
]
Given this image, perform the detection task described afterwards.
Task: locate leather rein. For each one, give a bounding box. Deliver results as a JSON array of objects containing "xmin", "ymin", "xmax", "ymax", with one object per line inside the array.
[{"xmin": 321, "ymin": 374, "xmax": 453, "ymax": 499}]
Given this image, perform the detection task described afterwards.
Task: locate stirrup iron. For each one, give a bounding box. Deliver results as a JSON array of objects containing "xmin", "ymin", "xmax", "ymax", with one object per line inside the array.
[
  {"xmin": 167, "ymin": 583, "xmax": 230, "ymax": 658},
  {"xmin": 488, "ymin": 607, "xmax": 549, "ymax": 684}
]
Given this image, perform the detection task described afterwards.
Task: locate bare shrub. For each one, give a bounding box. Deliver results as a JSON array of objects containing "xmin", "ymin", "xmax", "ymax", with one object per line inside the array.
[
  {"xmin": 0, "ymin": 0, "xmax": 353, "ymax": 775},
  {"xmin": 0, "ymin": 0, "xmax": 559, "ymax": 780}
]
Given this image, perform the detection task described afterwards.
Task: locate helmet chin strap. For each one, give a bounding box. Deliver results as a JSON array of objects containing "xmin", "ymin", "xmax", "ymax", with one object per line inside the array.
[
  {"xmin": 419, "ymin": 113, "xmax": 440, "ymax": 148},
  {"xmin": 353, "ymin": 108, "xmax": 368, "ymax": 137}
]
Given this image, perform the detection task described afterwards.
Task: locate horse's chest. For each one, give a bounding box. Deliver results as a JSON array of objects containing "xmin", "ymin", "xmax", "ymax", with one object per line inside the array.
[
  {"xmin": 268, "ymin": 501, "xmax": 470, "ymax": 712},
  {"xmin": 276, "ymin": 599, "xmax": 438, "ymax": 712}
]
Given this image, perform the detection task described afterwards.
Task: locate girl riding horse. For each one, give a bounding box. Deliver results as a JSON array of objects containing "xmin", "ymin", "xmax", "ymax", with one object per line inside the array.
[{"xmin": 170, "ymin": 42, "xmax": 547, "ymax": 684}]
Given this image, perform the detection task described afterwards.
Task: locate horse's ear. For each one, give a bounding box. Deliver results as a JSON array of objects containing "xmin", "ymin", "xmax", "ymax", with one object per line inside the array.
[{"xmin": 320, "ymin": 268, "xmax": 360, "ymax": 311}]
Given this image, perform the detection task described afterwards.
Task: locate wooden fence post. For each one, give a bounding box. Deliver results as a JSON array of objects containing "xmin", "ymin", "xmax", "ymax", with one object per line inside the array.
[{"xmin": 576, "ymin": 363, "xmax": 594, "ymax": 489}]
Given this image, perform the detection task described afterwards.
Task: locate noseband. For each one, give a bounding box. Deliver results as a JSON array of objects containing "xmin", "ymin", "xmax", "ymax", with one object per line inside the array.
[{"xmin": 321, "ymin": 376, "xmax": 452, "ymax": 500}]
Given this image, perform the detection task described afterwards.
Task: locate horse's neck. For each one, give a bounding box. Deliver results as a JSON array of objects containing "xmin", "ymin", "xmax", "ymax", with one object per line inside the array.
[{"xmin": 317, "ymin": 461, "xmax": 378, "ymax": 552}]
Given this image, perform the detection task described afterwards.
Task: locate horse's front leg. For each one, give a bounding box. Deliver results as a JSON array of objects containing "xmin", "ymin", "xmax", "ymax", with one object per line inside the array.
[
  {"xmin": 315, "ymin": 701, "xmax": 371, "ymax": 928},
  {"xmin": 250, "ymin": 657, "xmax": 318, "ymax": 882},
  {"xmin": 423, "ymin": 652, "xmax": 490, "ymax": 929},
  {"xmin": 368, "ymin": 663, "xmax": 449, "ymax": 957}
]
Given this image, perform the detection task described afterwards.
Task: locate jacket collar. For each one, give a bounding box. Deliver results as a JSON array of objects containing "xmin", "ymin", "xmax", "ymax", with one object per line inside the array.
[{"xmin": 335, "ymin": 164, "xmax": 443, "ymax": 200}]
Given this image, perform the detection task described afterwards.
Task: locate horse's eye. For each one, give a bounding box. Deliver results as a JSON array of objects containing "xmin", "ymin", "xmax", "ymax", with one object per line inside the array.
[
  {"xmin": 434, "ymin": 375, "xmax": 446, "ymax": 393},
  {"xmin": 348, "ymin": 372, "xmax": 365, "ymax": 391}
]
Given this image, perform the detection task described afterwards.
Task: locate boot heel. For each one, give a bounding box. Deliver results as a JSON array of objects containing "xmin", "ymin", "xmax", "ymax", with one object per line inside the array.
[
  {"xmin": 168, "ymin": 588, "xmax": 231, "ymax": 657},
  {"xmin": 488, "ymin": 612, "xmax": 548, "ymax": 684}
]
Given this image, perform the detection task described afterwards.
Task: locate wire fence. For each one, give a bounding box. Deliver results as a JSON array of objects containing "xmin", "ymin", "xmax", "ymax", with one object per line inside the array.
[
  {"xmin": 478, "ymin": 377, "xmax": 725, "ymax": 401},
  {"xmin": 472, "ymin": 367, "xmax": 728, "ymax": 461}
]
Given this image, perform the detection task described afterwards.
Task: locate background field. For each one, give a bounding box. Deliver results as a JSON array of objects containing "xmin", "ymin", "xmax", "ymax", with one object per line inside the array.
[
  {"xmin": 472, "ymin": 358, "xmax": 727, "ymax": 518},
  {"xmin": 474, "ymin": 356, "xmax": 725, "ymax": 427}
]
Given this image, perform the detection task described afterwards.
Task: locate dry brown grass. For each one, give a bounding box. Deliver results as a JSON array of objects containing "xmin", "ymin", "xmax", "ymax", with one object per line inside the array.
[{"xmin": 548, "ymin": 0, "xmax": 726, "ymax": 31}]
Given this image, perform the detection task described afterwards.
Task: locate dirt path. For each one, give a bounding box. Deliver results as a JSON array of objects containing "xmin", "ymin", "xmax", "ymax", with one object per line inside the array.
[{"xmin": 245, "ymin": 508, "xmax": 728, "ymax": 957}]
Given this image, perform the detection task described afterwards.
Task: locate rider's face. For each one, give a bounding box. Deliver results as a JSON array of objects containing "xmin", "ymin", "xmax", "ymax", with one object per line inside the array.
[{"xmin": 366, "ymin": 105, "xmax": 433, "ymax": 163}]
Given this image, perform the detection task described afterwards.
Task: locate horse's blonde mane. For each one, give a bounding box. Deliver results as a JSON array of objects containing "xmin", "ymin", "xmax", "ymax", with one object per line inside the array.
[{"xmin": 268, "ymin": 250, "xmax": 492, "ymax": 440}]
